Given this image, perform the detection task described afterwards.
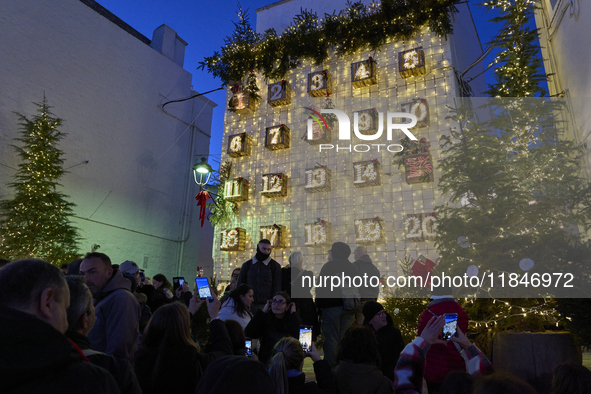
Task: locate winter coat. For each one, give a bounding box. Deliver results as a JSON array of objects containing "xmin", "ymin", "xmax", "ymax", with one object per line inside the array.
[
  {"xmin": 238, "ymin": 256, "xmax": 282, "ymax": 306},
  {"xmin": 88, "ymin": 269, "xmax": 140, "ymax": 361},
  {"xmin": 244, "ymin": 309, "xmax": 302, "ymax": 363},
  {"xmin": 368, "ymin": 318, "xmax": 405, "ymax": 381},
  {"xmin": 333, "ymin": 360, "xmax": 392, "ymax": 394},
  {"xmin": 134, "ymin": 319, "xmax": 232, "ymax": 394},
  {"xmin": 416, "ymin": 297, "xmax": 469, "ymax": 384},
  {"xmin": 316, "ymin": 258, "xmax": 360, "ymax": 310},
  {"xmin": 219, "ymin": 297, "xmax": 252, "ymax": 330},
  {"xmin": 66, "ymin": 330, "xmax": 141, "ymax": 394},
  {"xmin": 0, "ymin": 307, "xmax": 120, "ymax": 394}
]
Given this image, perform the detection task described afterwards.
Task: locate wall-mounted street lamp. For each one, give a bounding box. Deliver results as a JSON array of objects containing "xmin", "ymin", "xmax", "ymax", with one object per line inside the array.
[{"xmin": 191, "ymin": 157, "xmax": 214, "ymax": 187}]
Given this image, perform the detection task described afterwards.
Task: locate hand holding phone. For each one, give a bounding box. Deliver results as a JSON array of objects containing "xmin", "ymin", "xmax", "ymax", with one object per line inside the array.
[
  {"xmin": 188, "ymin": 288, "xmax": 205, "ymax": 316},
  {"xmin": 305, "ymin": 342, "xmax": 321, "ymax": 363},
  {"xmin": 195, "ymin": 277, "xmax": 213, "ymax": 300},
  {"xmin": 420, "ymin": 315, "xmax": 446, "ymax": 345},
  {"xmin": 450, "ymin": 326, "xmax": 472, "ymax": 349}
]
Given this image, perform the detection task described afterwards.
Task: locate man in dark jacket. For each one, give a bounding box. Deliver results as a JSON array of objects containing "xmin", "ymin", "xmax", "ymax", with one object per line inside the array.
[
  {"xmin": 315, "ymin": 241, "xmax": 360, "ymax": 368},
  {"xmin": 65, "ymin": 275, "xmax": 142, "ymax": 394},
  {"xmin": 238, "ymin": 239, "xmax": 282, "ymax": 312},
  {"xmin": 80, "ymin": 252, "xmax": 140, "ymax": 361},
  {"xmin": 0, "ymin": 259, "xmax": 120, "ymax": 394},
  {"xmin": 353, "ymin": 246, "xmax": 381, "ymax": 324}
]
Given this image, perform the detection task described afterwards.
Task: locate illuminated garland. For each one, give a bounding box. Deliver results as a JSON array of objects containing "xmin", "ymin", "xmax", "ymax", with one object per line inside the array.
[
  {"xmin": 199, "ymin": 0, "xmax": 462, "ymax": 84},
  {"xmin": 207, "ymin": 160, "xmax": 238, "ymax": 227}
]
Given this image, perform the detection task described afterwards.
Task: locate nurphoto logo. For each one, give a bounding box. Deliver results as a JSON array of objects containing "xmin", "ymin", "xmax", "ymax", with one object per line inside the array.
[{"xmin": 303, "ymin": 107, "xmax": 419, "ymax": 152}]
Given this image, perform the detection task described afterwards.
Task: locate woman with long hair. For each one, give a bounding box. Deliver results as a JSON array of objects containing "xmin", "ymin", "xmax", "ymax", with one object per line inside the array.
[
  {"xmin": 219, "ymin": 284, "xmax": 254, "ymax": 329},
  {"xmin": 245, "ymin": 291, "xmax": 302, "ymax": 363},
  {"xmin": 134, "ymin": 293, "xmax": 232, "ymax": 394},
  {"xmin": 268, "ymin": 337, "xmax": 334, "ymax": 394},
  {"xmin": 139, "ymin": 273, "xmax": 174, "ymax": 312},
  {"xmin": 333, "ymin": 325, "xmax": 392, "ymax": 394}
]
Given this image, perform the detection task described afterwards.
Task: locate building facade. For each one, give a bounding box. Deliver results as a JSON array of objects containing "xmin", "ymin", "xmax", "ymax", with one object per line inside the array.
[
  {"xmin": 211, "ymin": 0, "xmax": 484, "ymax": 287},
  {"xmin": 0, "ymin": 0, "xmax": 215, "ymax": 279},
  {"xmin": 535, "ymin": 0, "xmax": 591, "ymax": 179}
]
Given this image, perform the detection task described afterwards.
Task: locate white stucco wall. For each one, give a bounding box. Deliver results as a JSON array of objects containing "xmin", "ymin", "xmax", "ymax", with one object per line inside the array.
[
  {"xmin": 0, "ymin": 0, "xmax": 215, "ymax": 280},
  {"xmin": 535, "ymin": 0, "xmax": 591, "ymax": 180}
]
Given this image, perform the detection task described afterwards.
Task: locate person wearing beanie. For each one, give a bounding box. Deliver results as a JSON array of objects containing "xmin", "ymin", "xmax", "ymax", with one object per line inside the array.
[
  {"xmin": 315, "ymin": 241, "xmax": 360, "ymax": 368},
  {"xmin": 362, "ymin": 301, "xmax": 405, "ymax": 381}
]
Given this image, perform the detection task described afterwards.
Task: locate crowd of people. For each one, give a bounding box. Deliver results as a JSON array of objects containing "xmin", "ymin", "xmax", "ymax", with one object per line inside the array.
[{"xmin": 0, "ymin": 240, "xmax": 590, "ymax": 394}]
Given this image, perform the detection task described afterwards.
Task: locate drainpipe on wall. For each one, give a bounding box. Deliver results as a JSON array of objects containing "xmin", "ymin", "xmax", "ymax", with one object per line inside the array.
[{"xmin": 176, "ymin": 103, "xmax": 197, "ymax": 277}]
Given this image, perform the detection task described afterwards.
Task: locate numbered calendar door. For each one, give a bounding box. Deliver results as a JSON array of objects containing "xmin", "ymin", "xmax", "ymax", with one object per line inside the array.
[
  {"xmin": 268, "ymin": 81, "xmax": 291, "ymax": 107},
  {"xmin": 307, "ymin": 70, "xmax": 332, "ymax": 97}
]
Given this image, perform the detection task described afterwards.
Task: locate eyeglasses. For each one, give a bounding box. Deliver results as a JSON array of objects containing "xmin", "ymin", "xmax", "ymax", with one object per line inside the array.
[{"xmin": 272, "ymin": 299, "xmax": 286, "ymax": 305}]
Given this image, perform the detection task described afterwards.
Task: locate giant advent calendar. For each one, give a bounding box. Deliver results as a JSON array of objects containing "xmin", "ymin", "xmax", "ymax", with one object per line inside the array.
[{"xmin": 212, "ymin": 23, "xmax": 459, "ymax": 286}]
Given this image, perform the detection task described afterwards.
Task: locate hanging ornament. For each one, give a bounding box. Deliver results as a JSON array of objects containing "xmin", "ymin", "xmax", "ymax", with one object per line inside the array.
[
  {"xmin": 519, "ymin": 258, "xmax": 534, "ymax": 271},
  {"xmin": 457, "ymin": 236, "xmax": 469, "ymax": 248},
  {"xmin": 410, "ymin": 256, "xmax": 436, "ymax": 287},
  {"xmin": 195, "ymin": 191, "xmax": 210, "ymax": 228},
  {"xmin": 467, "ymin": 265, "xmax": 479, "ymax": 277}
]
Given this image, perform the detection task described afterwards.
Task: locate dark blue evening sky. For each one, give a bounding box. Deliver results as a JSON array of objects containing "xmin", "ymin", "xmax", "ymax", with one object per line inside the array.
[{"xmin": 94, "ymin": 0, "xmax": 504, "ymax": 170}]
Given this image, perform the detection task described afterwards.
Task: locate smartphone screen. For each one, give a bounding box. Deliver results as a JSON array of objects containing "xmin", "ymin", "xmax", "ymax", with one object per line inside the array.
[
  {"xmin": 139, "ymin": 272, "xmax": 145, "ymax": 281},
  {"xmin": 442, "ymin": 313, "xmax": 458, "ymax": 340},
  {"xmin": 245, "ymin": 338, "xmax": 252, "ymax": 357},
  {"xmin": 195, "ymin": 277, "xmax": 213, "ymax": 300},
  {"xmin": 173, "ymin": 277, "xmax": 186, "ymax": 291},
  {"xmin": 299, "ymin": 326, "xmax": 313, "ymax": 351}
]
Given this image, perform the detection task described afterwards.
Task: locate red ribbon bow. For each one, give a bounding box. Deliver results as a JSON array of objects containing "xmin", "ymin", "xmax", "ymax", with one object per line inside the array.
[
  {"xmin": 195, "ymin": 191, "xmax": 210, "ymax": 227},
  {"xmin": 410, "ymin": 258, "xmax": 436, "ymax": 288}
]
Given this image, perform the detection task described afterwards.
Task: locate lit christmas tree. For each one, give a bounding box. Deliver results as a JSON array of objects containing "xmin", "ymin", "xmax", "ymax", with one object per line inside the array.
[
  {"xmin": 482, "ymin": 0, "xmax": 547, "ymax": 98},
  {"xmin": 0, "ymin": 97, "xmax": 80, "ymax": 265},
  {"xmin": 433, "ymin": 0, "xmax": 591, "ymax": 345}
]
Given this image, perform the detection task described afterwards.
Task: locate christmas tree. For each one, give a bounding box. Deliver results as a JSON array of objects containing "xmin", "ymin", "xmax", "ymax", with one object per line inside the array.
[
  {"xmin": 436, "ymin": 0, "xmax": 591, "ymax": 294},
  {"xmin": 433, "ymin": 0, "xmax": 591, "ymax": 345},
  {"xmin": 0, "ymin": 97, "xmax": 80, "ymax": 266}
]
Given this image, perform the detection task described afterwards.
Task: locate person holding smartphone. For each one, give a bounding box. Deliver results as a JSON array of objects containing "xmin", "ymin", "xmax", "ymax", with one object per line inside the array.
[
  {"xmin": 244, "ymin": 291, "xmax": 302, "ymax": 363},
  {"xmin": 416, "ymin": 286, "xmax": 469, "ymax": 393},
  {"xmin": 394, "ymin": 315, "xmax": 493, "ymax": 394},
  {"xmin": 268, "ymin": 338, "xmax": 334, "ymax": 394},
  {"xmin": 134, "ymin": 286, "xmax": 232, "ymax": 394}
]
